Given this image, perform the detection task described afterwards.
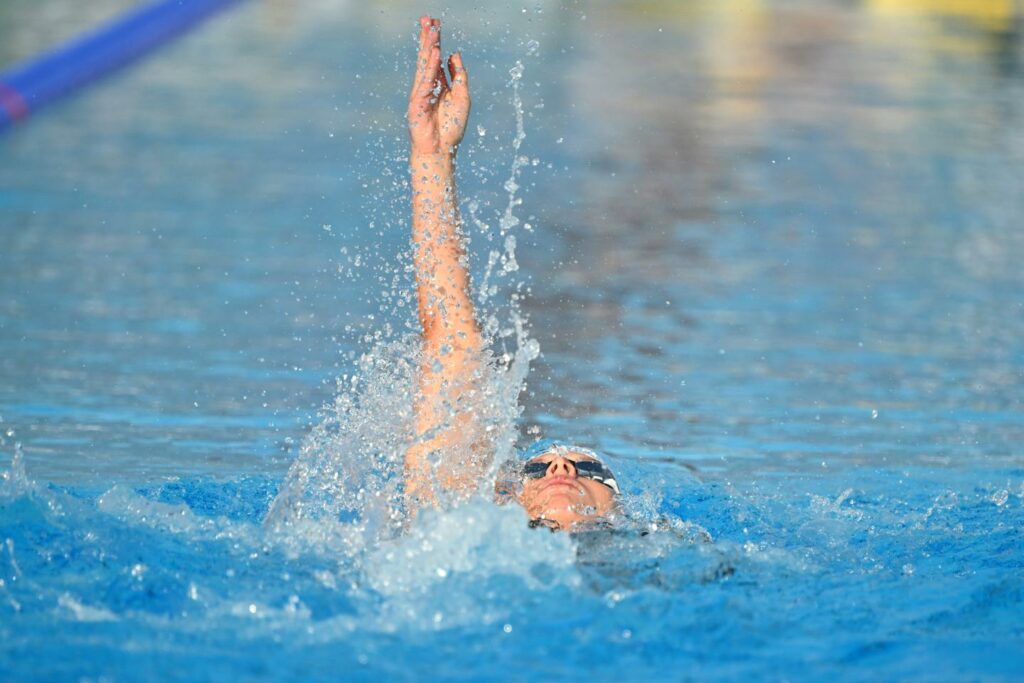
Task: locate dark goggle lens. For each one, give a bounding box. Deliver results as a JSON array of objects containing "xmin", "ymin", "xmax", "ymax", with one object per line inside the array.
[
  {"xmin": 521, "ymin": 458, "xmax": 618, "ymax": 493},
  {"xmin": 522, "ymin": 461, "xmax": 551, "ymax": 478},
  {"xmin": 573, "ymin": 460, "xmax": 608, "ymax": 477}
]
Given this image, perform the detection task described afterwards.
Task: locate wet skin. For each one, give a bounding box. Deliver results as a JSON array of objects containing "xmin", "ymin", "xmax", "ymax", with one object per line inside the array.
[{"xmin": 519, "ymin": 451, "xmax": 618, "ymax": 530}]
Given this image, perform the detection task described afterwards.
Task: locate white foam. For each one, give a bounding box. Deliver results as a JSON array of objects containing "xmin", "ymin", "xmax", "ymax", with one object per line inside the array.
[
  {"xmin": 363, "ymin": 497, "xmax": 577, "ymax": 631},
  {"xmin": 97, "ymin": 484, "xmax": 257, "ymax": 544},
  {"xmin": 58, "ymin": 593, "xmax": 118, "ymax": 622}
]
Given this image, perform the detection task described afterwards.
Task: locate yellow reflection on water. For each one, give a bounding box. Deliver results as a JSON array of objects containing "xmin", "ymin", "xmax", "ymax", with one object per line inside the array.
[
  {"xmin": 867, "ymin": 0, "xmax": 1015, "ymax": 31},
  {"xmin": 619, "ymin": 0, "xmax": 1015, "ymax": 30}
]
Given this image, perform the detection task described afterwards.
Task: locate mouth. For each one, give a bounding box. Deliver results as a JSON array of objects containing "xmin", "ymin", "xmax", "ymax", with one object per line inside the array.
[{"xmin": 540, "ymin": 477, "xmax": 582, "ymax": 493}]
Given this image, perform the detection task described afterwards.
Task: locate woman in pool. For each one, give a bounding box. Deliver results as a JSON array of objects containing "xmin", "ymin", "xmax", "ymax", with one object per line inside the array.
[{"xmin": 403, "ymin": 16, "xmax": 619, "ymax": 531}]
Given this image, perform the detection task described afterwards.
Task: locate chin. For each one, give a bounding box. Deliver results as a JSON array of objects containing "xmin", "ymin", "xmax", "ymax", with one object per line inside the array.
[{"xmin": 543, "ymin": 508, "xmax": 586, "ymax": 525}]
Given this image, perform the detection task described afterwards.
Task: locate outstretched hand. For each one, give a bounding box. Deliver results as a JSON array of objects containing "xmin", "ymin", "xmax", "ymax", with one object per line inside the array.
[{"xmin": 408, "ymin": 16, "xmax": 470, "ymax": 157}]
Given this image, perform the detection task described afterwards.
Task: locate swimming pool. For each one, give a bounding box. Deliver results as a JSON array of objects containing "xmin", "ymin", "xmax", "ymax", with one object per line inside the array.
[{"xmin": 1, "ymin": 1, "xmax": 1022, "ymax": 680}]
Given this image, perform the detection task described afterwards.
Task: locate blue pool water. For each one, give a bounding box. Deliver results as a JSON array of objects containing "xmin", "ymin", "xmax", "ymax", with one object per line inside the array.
[{"xmin": 1, "ymin": 1, "xmax": 1023, "ymax": 680}]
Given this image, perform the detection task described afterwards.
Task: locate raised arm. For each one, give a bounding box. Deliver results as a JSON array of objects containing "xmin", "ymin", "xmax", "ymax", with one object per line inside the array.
[{"xmin": 404, "ymin": 16, "xmax": 483, "ymax": 507}]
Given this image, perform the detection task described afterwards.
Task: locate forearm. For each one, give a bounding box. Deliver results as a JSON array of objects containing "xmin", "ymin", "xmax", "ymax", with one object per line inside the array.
[
  {"xmin": 405, "ymin": 152, "xmax": 486, "ymax": 504},
  {"xmin": 410, "ymin": 151, "xmax": 480, "ymax": 353}
]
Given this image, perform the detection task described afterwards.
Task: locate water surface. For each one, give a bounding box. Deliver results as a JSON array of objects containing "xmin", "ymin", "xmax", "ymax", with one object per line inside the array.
[{"xmin": 1, "ymin": 1, "xmax": 1022, "ymax": 680}]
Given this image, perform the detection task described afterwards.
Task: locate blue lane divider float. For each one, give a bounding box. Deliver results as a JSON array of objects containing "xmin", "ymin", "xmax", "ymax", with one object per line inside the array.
[{"xmin": 0, "ymin": 0, "xmax": 244, "ymax": 131}]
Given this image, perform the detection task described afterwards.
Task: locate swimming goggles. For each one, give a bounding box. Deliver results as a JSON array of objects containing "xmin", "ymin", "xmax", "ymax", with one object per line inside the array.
[{"xmin": 521, "ymin": 443, "xmax": 620, "ymax": 494}]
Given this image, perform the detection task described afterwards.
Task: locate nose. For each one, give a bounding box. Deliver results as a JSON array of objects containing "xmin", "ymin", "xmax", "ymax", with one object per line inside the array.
[{"xmin": 545, "ymin": 456, "xmax": 577, "ymax": 478}]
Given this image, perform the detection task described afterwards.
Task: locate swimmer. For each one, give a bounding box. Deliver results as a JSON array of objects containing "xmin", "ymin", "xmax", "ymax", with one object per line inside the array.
[{"xmin": 404, "ymin": 16, "xmax": 619, "ymax": 531}]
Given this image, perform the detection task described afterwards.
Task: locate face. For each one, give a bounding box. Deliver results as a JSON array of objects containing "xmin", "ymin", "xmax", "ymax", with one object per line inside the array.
[{"xmin": 517, "ymin": 450, "xmax": 618, "ymax": 530}]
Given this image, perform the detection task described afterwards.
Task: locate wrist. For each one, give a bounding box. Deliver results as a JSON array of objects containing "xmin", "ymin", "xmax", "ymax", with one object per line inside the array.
[
  {"xmin": 410, "ymin": 149, "xmax": 456, "ymax": 167},
  {"xmin": 410, "ymin": 152, "xmax": 456, "ymax": 186}
]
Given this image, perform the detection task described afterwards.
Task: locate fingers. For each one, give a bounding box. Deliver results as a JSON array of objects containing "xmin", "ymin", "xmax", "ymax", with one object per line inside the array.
[
  {"xmin": 412, "ymin": 16, "xmax": 440, "ymax": 97},
  {"xmin": 415, "ymin": 17, "xmax": 434, "ymax": 73},
  {"xmin": 413, "ymin": 45, "xmax": 442, "ymax": 103},
  {"xmin": 448, "ymin": 52, "xmax": 469, "ymax": 97},
  {"xmin": 430, "ymin": 18, "xmax": 449, "ymax": 95},
  {"xmin": 409, "ymin": 17, "xmax": 469, "ymax": 122},
  {"xmin": 435, "ymin": 60, "xmax": 450, "ymax": 96}
]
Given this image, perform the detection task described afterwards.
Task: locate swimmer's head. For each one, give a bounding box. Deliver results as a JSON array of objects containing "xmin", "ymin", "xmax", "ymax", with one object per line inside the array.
[{"xmin": 498, "ymin": 439, "xmax": 620, "ymax": 531}]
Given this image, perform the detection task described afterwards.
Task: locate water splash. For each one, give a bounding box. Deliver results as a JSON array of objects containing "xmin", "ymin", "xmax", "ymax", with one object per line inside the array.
[
  {"xmin": 362, "ymin": 498, "xmax": 576, "ymax": 631},
  {"xmin": 0, "ymin": 440, "xmax": 32, "ymax": 499},
  {"xmin": 264, "ymin": 336, "xmax": 419, "ymax": 553},
  {"xmin": 265, "ymin": 57, "xmax": 541, "ymax": 561},
  {"xmin": 479, "ymin": 59, "xmax": 529, "ymax": 313}
]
